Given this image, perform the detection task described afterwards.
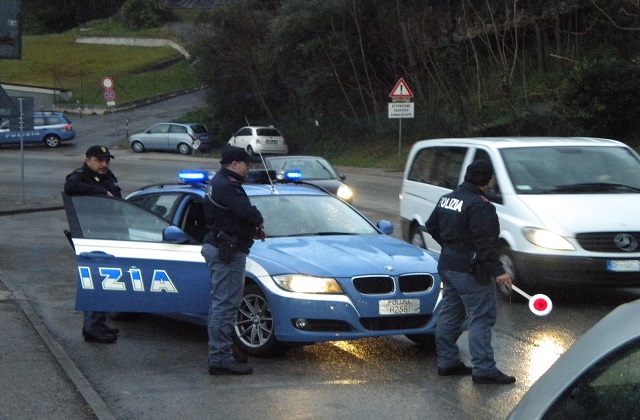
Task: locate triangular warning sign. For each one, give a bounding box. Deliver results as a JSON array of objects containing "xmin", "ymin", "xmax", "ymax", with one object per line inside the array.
[{"xmin": 389, "ymin": 78, "xmax": 413, "ymax": 98}]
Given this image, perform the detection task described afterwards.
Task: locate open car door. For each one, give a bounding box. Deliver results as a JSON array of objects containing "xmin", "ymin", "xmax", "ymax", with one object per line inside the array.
[{"xmin": 62, "ymin": 193, "xmax": 210, "ymax": 314}]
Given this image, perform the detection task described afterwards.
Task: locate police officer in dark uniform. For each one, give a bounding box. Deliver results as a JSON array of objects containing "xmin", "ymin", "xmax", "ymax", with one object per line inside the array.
[
  {"xmin": 64, "ymin": 145, "xmax": 121, "ymax": 344},
  {"xmin": 201, "ymin": 147, "xmax": 265, "ymax": 375},
  {"xmin": 426, "ymin": 160, "xmax": 515, "ymax": 385}
]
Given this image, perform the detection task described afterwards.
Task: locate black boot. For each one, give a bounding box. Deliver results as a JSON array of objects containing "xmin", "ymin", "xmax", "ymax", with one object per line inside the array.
[{"xmin": 82, "ymin": 329, "xmax": 117, "ymax": 344}]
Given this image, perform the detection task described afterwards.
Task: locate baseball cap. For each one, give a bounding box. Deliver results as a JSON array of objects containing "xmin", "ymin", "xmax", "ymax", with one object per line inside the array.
[
  {"xmin": 220, "ymin": 146, "xmax": 261, "ymax": 164},
  {"xmin": 464, "ymin": 159, "xmax": 494, "ymax": 186},
  {"xmin": 86, "ymin": 145, "xmax": 114, "ymax": 159}
]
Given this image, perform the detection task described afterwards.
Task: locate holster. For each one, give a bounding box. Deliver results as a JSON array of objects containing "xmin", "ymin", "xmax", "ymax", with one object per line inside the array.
[
  {"xmin": 216, "ymin": 231, "xmax": 238, "ymax": 264},
  {"xmin": 469, "ymin": 257, "xmax": 492, "ymax": 284}
]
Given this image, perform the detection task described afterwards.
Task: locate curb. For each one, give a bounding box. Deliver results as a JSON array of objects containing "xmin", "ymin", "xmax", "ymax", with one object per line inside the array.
[{"xmin": 0, "ymin": 277, "xmax": 116, "ymax": 420}]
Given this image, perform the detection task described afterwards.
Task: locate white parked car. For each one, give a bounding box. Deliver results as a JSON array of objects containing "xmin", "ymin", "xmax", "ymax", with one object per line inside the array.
[{"xmin": 226, "ymin": 125, "xmax": 288, "ymax": 156}]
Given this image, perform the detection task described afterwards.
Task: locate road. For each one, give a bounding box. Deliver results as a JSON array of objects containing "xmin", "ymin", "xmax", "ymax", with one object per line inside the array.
[{"xmin": 1, "ymin": 91, "xmax": 639, "ymax": 419}]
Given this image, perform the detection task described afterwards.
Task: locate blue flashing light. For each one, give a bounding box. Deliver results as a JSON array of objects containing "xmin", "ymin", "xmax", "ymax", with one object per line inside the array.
[
  {"xmin": 179, "ymin": 169, "xmax": 209, "ymax": 184},
  {"xmin": 284, "ymin": 170, "xmax": 302, "ymax": 181}
]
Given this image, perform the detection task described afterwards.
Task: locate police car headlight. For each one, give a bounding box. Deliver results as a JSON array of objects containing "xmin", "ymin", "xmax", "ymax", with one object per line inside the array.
[
  {"xmin": 273, "ymin": 274, "xmax": 343, "ymax": 294},
  {"xmin": 523, "ymin": 228, "xmax": 575, "ymax": 250},
  {"xmin": 337, "ymin": 184, "xmax": 353, "ymax": 201}
]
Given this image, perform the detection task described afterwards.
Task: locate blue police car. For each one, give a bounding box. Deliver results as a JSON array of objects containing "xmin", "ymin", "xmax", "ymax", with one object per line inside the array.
[{"xmin": 62, "ymin": 170, "xmax": 442, "ymax": 356}]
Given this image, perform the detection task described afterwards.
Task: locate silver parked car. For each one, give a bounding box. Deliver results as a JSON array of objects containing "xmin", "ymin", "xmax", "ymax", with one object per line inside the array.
[
  {"xmin": 129, "ymin": 122, "xmax": 212, "ymax": 154},
  {"xmin": 507, "ymin": 298, "xmax": 640, "ymax": 419}
]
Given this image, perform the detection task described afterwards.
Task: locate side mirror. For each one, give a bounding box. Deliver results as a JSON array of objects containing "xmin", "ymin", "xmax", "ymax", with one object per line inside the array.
[
  {"xmin": 163, "ymin": 226, "xmax": 189, "ymax": 243},
  {"xmin": 377, "ymin": 220, "xmax": 394, "ymax": 235}
]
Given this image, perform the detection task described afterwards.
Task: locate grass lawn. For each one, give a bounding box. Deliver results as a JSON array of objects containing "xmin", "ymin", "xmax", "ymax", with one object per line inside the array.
[{"xmin": 0, "ymin": 28, "xmax": 198, "ymax": 105}]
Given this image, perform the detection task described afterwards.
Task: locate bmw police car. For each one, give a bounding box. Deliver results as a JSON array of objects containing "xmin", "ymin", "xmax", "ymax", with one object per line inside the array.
[{"xmin": 62, "ymin": 169, "xmax": 442, "ymax": 356}]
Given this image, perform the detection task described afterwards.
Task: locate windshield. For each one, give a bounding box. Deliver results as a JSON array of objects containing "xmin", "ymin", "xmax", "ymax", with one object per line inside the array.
[
  {"xmin": 268, "ymin": 158, "xmax": 338, "ymax": 180},
  {"xmin": 252, "ymin": 195, "xmax": 377, "ymax": 237},
  {"xmin": 501, "ymin": 146, "xmax": 640, "ymax": 194}
]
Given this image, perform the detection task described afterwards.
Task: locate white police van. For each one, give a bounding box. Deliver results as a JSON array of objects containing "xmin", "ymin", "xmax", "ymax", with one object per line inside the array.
[{"xmin": 399, "ymin": 137, "xmax": 640, "ymax": 297}]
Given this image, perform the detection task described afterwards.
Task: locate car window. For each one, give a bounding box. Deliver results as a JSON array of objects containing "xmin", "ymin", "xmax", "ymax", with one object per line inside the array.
[
  {"xmin": 256, "ymin": 128, "xmax": 281, "ymax": 137},
  {"xmin": 128, "ymin": 193, "xmax": 182, "ymax": 220},
  {"xmin": 270, "ymin": 159, "xmax": 336, "ymax": 180},
  {"xmin": 34, "ymin": 117, "xmax": 45, "ymax": 126},
  {"xmin": 237, "ymin": 128, "xmax": 252, "ymax": 136},
  {"xmin": 252, "ymin": 195, "xmax": 376, "ymax": 237},
  {"xmin": 45, "ymin": 117, "xmax": 61, "ymax": 125},
  {"xmin": 471, "ymin": 149, "xmax": 501, "ymax": 201},
  {"xmin": 501, "ymin": 146, "xmax": 640, "ymax": 194},
  {"xmin": 149, "ymin": 124, "xmax": 170, "ymax": 134},
  {"xmin": 180, "ymin": 200, "xmax": 207, "ymax": 243},
  {"xmin": 169, "ymin": 124, "xmax": 187, "ymax": 134},
  {"xmin": 408, "ymin": 146, "xmax": 467, "ymax": 189},
  {"xmin": 190, "ymin": 124, "xmax": 208, "ymax": 134},
  {"xmin": 543, "ymin": 337, "xmax": 640, "ymax": 419},
  {"xmin": 65, "ymin": 195, "xmax": 172, "ymax": 242}
]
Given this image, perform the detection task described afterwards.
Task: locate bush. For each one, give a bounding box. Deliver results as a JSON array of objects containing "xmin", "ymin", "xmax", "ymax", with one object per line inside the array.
[
  {"xmin": 557, "ymin": 59, "xmax": 640, "ymax": 139},
  {"xmin": 118, "ymin": 0, "xmax": 172, "ymax": 30}
]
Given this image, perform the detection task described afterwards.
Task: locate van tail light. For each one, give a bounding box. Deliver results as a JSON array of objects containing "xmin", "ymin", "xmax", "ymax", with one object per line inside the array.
[{"xmin": 189, "ymin": 134, "xmax": 196, "ymax": 144}]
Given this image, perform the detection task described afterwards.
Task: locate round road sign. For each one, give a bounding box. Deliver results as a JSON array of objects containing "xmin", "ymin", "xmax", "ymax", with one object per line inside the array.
[
  {"xmin": 103, "ymin": 88, "xmax": 116, "ymax": 102},
  {"xmin": 102, "ymin": 77, "xmax": 114, "ymax": 90}
]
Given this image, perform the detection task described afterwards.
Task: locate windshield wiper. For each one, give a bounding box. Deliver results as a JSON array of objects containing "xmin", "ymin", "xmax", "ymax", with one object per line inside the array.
[
  {"xmin": 551, "ymin": 183, "xmax": 640, "ymax": 193},
  {"xmin": 285, "ymin": 231, "xmax": 357, "ymax": 237}
]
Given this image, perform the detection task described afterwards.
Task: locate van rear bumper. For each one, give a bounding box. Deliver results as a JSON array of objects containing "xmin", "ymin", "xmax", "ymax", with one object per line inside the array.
[{"xmin": 513, "ymin": 251, "xmax": 640, "ymax": 287}]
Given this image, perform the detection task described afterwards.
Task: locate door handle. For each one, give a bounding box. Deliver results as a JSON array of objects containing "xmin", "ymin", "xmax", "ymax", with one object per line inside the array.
[{"xmin": 79, "ymin": 251, "xmax": 115, "ymax": 260}]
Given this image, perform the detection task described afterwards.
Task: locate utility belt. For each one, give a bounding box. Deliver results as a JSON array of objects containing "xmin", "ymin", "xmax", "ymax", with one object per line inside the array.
[{"xmin": 440, "ymin": 248, "xmax": 492, "ymax": 284}]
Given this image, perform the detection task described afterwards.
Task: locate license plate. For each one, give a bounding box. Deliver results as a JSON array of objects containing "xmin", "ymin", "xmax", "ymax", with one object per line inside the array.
[
  {"xmin": 266, "ymin": 139, "xmax": 278, "ymax": 144},
  {"xmin": 379, "ymin": 298, "xmax": 420, "ymax": 315},
  {"xmin": 606, "ymin": 260, "xmax": 640, "ymax": 272}
]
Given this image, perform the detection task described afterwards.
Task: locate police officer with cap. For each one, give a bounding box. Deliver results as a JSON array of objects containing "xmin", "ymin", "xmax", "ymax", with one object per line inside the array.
[
  {"xmin": 64, "ymin": 145, "xmax": 121, "ymax": 343},
  {"xmin": 426, "ymin": 159, "xmax": 515, "ymax": 385},
  {"xmin": 201, "ymin": 146, "xmax": 265, "ymax": 375}
]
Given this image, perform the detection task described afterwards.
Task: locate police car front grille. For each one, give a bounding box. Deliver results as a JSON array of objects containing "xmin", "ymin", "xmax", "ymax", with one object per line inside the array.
[
  {"xmin": 352, "ymin": 276, "xmax": 394, "ymax": 294},
  {"xmin": 576, "ymin": 232, "xmax": 640, "ymax": 252},
  {"xmin": 360, "ymin": 315, "xmax": 431, "ymax": 331},
  {"xmin": 399, "ymin": 274, "xmax": 434, "ymax": 292}
]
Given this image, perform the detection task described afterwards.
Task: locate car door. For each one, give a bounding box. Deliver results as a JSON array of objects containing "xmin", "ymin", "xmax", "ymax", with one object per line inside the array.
[
  {"xmin": 167, "ymin": 123, "xmax": 188, "ymax": 150},
  {"xmin": 232, "ymin": 127, "xmax": 252, "ymax": 149},
  {"xmin": 144, "ymin": 123, "xmax": 171, "ymax": 150},
  {"xmin": 62, "ymin": 193, "xmax": 210, "ymax": 314}
]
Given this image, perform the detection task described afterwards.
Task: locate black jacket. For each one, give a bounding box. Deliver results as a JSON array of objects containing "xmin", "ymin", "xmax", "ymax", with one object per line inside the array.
[
  {"xmin": 203, "ymin": 167, "xmax": 263, "ymax": 254},
  {"xmin": 64, "ymin": 163, "xmax": 122, "ymax": 198},
  {"xmin": 425, "ymin": 181, "xmax": 505, "ymax": 278}
]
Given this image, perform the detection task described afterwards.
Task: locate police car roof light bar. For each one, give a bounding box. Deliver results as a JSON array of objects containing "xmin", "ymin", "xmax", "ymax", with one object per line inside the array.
[{"xmin": 178, "ymin": 169, "xmax": 209, "ymax": 184}]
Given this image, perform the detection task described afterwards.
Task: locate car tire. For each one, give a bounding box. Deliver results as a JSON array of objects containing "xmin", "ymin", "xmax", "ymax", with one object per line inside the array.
[
  {"xmin": 177, "ymin": 142, "xmax": 192, "ymax": 155},
  {"xmin": 498, "ymin": 246, "xmax": 525, "ymax": 302},
  {"xmin": 410, "ymin": 225, "xmax": 426, "ymax": 249},
  {"xmin": 43, "ymin": 134, "xmax": 61, "ymax": 148},
  {"xmin": 405, "ymin": 333, "xmax": 436, "ymax": 350},
  {"xmin": 233, "ymin": 283, "xmax": 285, "ymax": 357},
  {"xmin": 131, "ymin": 140, "xmax": 145, "ymax": 153}
]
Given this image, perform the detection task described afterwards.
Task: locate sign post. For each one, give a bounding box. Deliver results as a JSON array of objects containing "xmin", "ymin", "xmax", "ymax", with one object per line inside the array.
[
  {"xmin": 102, "ymin": 77, "xmax": 118, "ymax": 138},
  {"xmin": 388, "ymin": 78, "xmax": 414, "ymax": 159}
]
